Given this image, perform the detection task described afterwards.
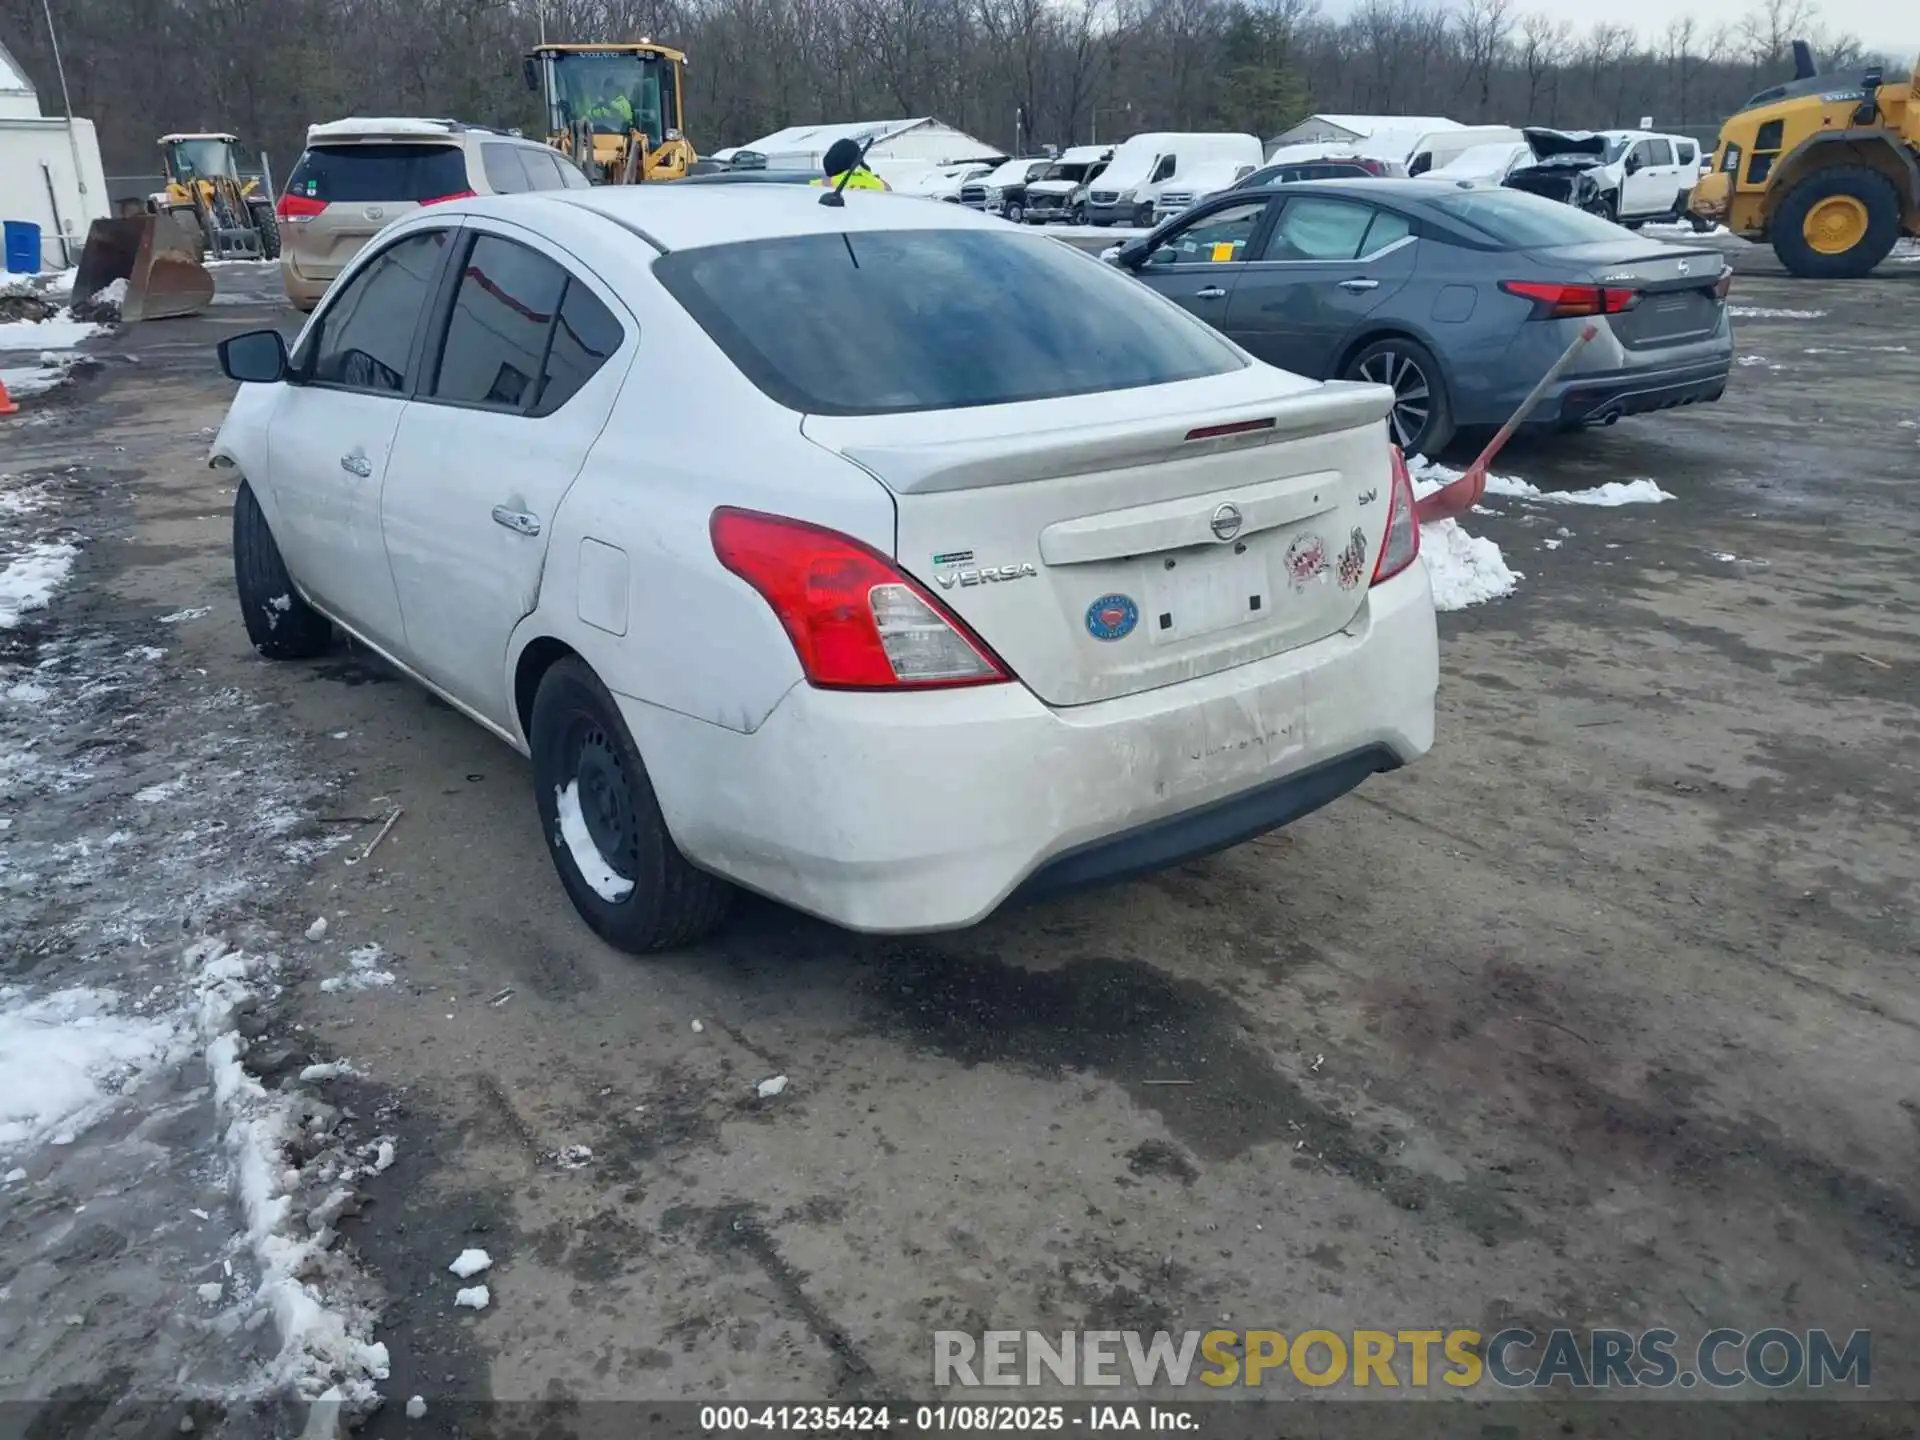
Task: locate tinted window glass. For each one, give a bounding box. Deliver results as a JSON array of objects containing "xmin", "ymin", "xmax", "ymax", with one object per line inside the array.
[
  {"xmin": 1646, "ymin": 139, "xmax": 1673, "ymax": 165},
  {"xmin": 1358, "ymin": 210, "xmax": 1412, "ymax": 257},
  {"xmin": 1150, "ymin": 154, "xmax": 1177, "ymax": 182},
  {"xmin": 655, "ymin": 230, "xmax": 1242, "ymax": 416},
  {"xmin": 535, "ymin": 283, "xmax": 624, "ymax": 416},
  {"xmin": 482, "ymin": 143, "xmax": 532, "ymax": 193},
  {"xmin": 308, "ymin": 230, "xmax": 449, "ymax": 392},
  {"xmin": 433, "ymin": 236, "xmax": 567, "ymax": 409},
  {"xmin": 284, "ymin": 143, "xmax": 469, "ymax": 203},
  {"xmin": 1431, "ymin": 189, "xmax": 1629, "ymax": 246},
  {"xmin": 1158, "ymin": 201, "xmax": 1268, "ymax": 264},
  {"xmin": 1676, "ymin": 142, "xmax": 1697, "ymax": 165},
  {"xmin": 1264, "ymin": 197, "xmax": 1373, "ymax": 260},
  {"xmin": 555, "ymin": 156, "xmax": 592, "ymax": 189}
]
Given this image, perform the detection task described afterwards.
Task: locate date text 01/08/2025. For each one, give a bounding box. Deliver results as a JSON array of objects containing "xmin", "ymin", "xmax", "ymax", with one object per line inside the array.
[{"xmin": 700, "ymin": 1405, "xmax": 1193, "ymax": 1432}]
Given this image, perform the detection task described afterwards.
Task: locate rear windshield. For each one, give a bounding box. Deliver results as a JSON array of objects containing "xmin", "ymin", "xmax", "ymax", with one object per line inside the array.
[
  {"xmin": 1430, "ymin": 189, "xmax": 1629, "ymax": 247},
  {"xmin": 655, "ymin": 229, "xmax": 1244, "ymax": 415},
  {"xmin": 285, "ymin": 143, "xmax": 469, "ymax": 204}
]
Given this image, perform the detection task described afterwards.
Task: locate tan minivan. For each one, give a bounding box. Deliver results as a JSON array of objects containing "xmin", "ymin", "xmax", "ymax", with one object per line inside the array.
[{"xmin": 278, "ymin": 119, "xmax": 590, "ymax": 311}]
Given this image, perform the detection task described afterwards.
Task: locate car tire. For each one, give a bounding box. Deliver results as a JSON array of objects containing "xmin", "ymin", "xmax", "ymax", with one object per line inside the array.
[
  {"xmin": 1072, "ymin": 203, "xmax": 1087, "ymax": 224},
  {"xmin": 1769, "ymin": 166, "xmax": 1902, "ymax": 279},
  {"xmin": 232, "ymin": 482, "xmax": 332, "ymax": 660},
  {"xmin": 530, "ymin": 657, "xmax": 734, "ymax": 954},
  {"xmin": 1345, "ymin": 337, "xmax": 1455, "ymax": 458},
  {"xmin": 1006, "ymin": 200, "xmax": 1024, "ymax": 223}
]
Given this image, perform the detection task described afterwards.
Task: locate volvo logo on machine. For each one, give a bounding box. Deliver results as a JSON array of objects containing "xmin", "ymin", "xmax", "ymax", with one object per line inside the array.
[{"xmin": 1210, "ymin": 503, "xmax": 1244, "ymax": 542}]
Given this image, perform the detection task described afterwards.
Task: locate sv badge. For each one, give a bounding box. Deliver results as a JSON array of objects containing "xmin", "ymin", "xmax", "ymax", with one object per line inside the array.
[{"xmin": 935, "ymin": 563, "xmax": 1038, "ymax": 589}]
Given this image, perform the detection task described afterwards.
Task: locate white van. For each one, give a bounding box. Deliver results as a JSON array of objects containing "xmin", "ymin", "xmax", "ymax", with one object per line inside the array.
[
  {"xmin": 1084, "ymin": 132, "xmax": 1263, "ymax": 227},
  {"xmin": 1399, "ymin": 126, "xmax": 1525, "ymax": 175}
]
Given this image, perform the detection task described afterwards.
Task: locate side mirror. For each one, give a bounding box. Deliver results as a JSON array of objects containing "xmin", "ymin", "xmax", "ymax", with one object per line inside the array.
[
  {"xmin": 1113, "ymin": 239, "xmax": 1150, "ymax": 268},
  {"xmin": 1145, "ymin": 245, "xmax": 1180, "ymax": 267},
  {"xmin": 522, "ymin": 57, "xmax": 539, "ymax": 92},
  {"xmin": 1624, "ymin": 154, "xmax": 1642, "ymax": 174},
  {"xmin": 219, "ymin": 329, "xmax": 289, "ymax": 384}
]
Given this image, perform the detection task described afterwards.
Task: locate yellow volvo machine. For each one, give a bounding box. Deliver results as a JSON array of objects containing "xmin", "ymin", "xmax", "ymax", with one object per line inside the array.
[
  {"xmin": 153, "ymin": 133, "xmax": 281, "ymax": 259},
  {"xmin": 523, "ymin": 42, "xmax": 696, "ymax": 183},
  {"xmin": 1691, "ymin": 40, "xmax": 1920, "ymax": 278}
]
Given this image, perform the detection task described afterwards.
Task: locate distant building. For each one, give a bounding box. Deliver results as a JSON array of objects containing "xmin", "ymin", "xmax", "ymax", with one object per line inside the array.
[
  {"xmin": 1266, "ymin": 114, "xmax": 1461, "ymax": 153},
  {"xmin": 736, "ymin": 118, "xmax": 1004, "ymax": 177},
  {"xmin": 0, "ymin": 36, "xmax": 109, "ymax": 271}
]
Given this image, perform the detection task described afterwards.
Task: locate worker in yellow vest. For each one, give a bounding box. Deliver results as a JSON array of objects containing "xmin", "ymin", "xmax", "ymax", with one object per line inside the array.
[{"xmin": 811, "ymin": 137, "xmax": 890, "ymax": 192}]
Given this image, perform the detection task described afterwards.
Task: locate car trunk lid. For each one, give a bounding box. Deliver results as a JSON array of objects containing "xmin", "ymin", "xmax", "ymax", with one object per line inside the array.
[
  {"xmin": 1544, "ymin": 239, "xmax": 1728, "ymax": 347},
  {"xmin": 802, "ymin": 370, "xmax": 1398, "ymax": 708}
]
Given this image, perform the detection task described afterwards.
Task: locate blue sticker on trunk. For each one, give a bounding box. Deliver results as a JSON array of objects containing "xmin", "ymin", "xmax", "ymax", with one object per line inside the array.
[{"xmin": 1086, "ymin": 594, "xmax": 1139, "ymax": 641}]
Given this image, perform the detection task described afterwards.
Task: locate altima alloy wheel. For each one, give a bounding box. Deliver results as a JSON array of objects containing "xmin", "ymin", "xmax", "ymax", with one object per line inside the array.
[{"xmin": 1356, "ymin": 350, "xmax": 1432, "ymax": 452}]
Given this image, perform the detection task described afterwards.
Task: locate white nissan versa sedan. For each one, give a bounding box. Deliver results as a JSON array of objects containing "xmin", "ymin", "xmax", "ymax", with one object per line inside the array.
[{"xmin": 211, "ymin": 186, "xmax": 1438, "ymax": 952}]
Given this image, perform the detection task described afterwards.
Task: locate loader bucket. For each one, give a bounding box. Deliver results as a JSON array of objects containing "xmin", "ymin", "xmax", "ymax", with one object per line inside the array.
[{"xmin": 73, "ymin": 214, "xmax": 214, "ymax": 322}]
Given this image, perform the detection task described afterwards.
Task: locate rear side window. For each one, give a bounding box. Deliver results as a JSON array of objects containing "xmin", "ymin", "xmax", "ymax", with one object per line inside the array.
[
  {"xmin": 308, "ymin": 230, "xmax": 452, "ymax": 392},
  {"xmin": 1430, "ymin": 189, "xmax": 1630, "ymax": 246},
  {"xmin": 284, "ymin": 143, "xmax": 470, "ymax": 203},
  {"xmin": 429, "ymin": 234, "xmax": 624, "ymax": 415},
  {"xmin": 1644, "ymin": 139, "xmax": 1673, "ymax": 166},
  {"xmin": 1677, "ymin": 142, "xmax": 1697, "ymax": 165},
  {"xmin": 482, "ymin": 143, "xmax": 534, "ymax": 194},
  {"xmin": 1264, "ymin": 197, "xmax": 1375, "ymax": 260},
  {"xmin": 655, "ymin": 229, "xmax": 1242, "ymax": 416}
]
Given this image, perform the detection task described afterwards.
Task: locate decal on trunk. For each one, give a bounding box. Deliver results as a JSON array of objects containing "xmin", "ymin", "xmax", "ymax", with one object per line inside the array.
[
  {"xmin": 1085, "ymin": 594, "xmax": 1139, "ymax": 641},
  {"xmin": 1285, "ymin": 534, "xmax": 1329, "ymax": 591},
  {"xmin": 1337, "ymin": 527, "xmax": 1369, "ymax": 590}
]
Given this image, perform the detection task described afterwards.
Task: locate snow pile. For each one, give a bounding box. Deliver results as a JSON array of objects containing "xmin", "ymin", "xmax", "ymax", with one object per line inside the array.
[
  {"xmin": 1419, "ymin": 519, "xmax": 1522, "ymax": 610},
  {"xmin": 0, "ymin": 308, "xmax": 112, "ymax": 350},
  {"xmin": 1728, "ymin": 305, "xmax": 1825, "ymax": 320},
  {"xmin": 454, "ymin": 1285, "xmax": 490, "ymax": 1310},
  {"xmin": 1483, "ymin": 475, "xmax": 1675, "ymax": 507},
  {"xmin": 1, "ymin": 357, "xmax": 76, "ymax": 401},
  {"xmin": 189, "ymin": 939, "xmax": 390, "ymax": 1418},
  {"xmin": 0, "ymin": 540, "xmax": 80, "ymax": 627},
  {"xmin": 0, "ymin": 985, "xmax": 186, "ymax": 1151},
  {"xmin": 1406, "ymin": 459, "xmax": 1521, "ymax": 610},
  {"xmin": 448, "ymin": 1248, "xmax": 492, "ymax": 1279}
]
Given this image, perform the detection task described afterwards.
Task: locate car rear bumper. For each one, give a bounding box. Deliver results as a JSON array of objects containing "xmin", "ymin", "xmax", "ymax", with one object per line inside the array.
[
  {"xmin": 620, "ymin": 563, "xmax": 1438, "ymax": 932},
  {"xmin": 1547, "ymin": 354, "xmax": 1732, "ymax": 426}
]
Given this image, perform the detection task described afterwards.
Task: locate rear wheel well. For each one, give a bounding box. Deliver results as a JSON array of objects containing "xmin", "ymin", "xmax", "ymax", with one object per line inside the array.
[
  {"xmin": 514, "ymin": 637, "xmax": 579, "ymax": 742},
  {"xmin": 1335, "ymin": 328, "xmax": 1447, "ymax": 393}
]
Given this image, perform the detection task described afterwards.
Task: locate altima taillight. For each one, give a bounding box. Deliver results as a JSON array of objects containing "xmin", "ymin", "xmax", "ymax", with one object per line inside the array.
[
  {"xmin": 1500, "ymin": 280, "xmax": 1641, "ymax": 318},
  {"xmin": 1370, "ymin": 446, "xmax": 1421, "ymax": 586},
  {"xmin": 710, "ymin": 509, "xmax": 1012, "ymax": 690}
]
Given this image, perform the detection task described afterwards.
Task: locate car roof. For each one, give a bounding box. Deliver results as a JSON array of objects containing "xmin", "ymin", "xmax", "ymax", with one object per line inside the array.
[
  {"xmin": 443, "ymin": 185, "xmax": 1012, "ymax": 252},
  {"xmin": 1237, "ymin": 177, "xmax": 1484, "ymax": 203}
]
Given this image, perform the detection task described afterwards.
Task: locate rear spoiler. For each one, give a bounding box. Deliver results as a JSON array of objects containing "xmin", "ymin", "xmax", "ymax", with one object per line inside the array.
[{"xmin": 815, "ymin": 382, "xmax": 1393, "ymax": 495}]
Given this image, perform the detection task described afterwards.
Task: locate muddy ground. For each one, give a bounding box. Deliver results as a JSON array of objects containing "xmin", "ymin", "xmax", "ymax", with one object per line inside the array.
[{"xmin": 2, "ymin": 242, "xmax": 1916, "ymax": 1436}]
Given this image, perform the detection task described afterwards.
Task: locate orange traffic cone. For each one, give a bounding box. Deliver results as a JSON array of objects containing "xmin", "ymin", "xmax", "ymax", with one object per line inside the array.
[{"xmin": 0, "ymin": 375, "xmax": 17, "ymax": 416}]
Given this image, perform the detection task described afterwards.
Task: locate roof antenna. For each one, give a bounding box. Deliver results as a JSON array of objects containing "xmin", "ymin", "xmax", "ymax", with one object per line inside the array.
[{"xmin": 818, "ymin": 133, "xmax": 880, "ymax": 208}]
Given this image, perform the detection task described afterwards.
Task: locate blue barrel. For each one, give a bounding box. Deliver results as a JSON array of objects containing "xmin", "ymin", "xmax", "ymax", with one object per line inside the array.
[{"xmin": 3, "ymin": 221, "xmax": 41, "ymax": 274}]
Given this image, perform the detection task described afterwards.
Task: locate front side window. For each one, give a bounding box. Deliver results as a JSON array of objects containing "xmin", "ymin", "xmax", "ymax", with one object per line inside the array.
[
  {"xmin": 1157, "ymin": 201, "xmax": 1270, "ymax": 264},
  {"xmin": 1151, "ymin": 154, "xmax": 1177, "ymax": 183},
  {"xmin": 307, "ymin": 230, "xmax": 451, "ymax": 393},
  {"xmin": 655, "ymin": 229, "xmax": 1243, "ymax": 416},
  {"xmin": 1263, "ymin": 198, "xmax": 1376, "ymax": 261}
]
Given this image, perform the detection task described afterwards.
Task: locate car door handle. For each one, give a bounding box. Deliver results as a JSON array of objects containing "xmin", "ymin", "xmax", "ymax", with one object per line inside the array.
[
  {"xmin": 1194, "ymin": 285, "xmax": 1227, "ymax": 299},
  {"xmin": 491, "ymin": 506, "xmax": 541, "ymax": 537},
  {"xmin": 1338, "ymin": 278, "xmax": 1380, "ymax": 293},
  {"xmin": 339, "ymin": 454, "xmax": 372, "ymax": 477}
]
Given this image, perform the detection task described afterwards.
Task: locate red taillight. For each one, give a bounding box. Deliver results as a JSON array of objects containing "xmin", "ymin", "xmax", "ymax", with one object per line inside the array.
[
  {"xmin": 710, "ymin": 508, "xmax": 1012, "ymax": 691},
  {"xmin": 1500, "ymin": 280, "xmax": 1641, "ymax": 318},
  {"xmin": 419, "ymin": 190, "xmax": 477, "ymax": 206},
  {"xmin": 275, "ymin": 193, "xmax": 326, "ymax": 223},
  {"xmin": 1713, "ymin": 267, "xmax": 1733, "ymax": 300},
  {"xmin": 1370, "ymin": 446, "xmax": 1421, "ymax": 586}
]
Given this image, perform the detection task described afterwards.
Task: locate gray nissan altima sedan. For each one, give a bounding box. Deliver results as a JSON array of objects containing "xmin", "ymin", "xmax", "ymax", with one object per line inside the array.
[{"xmin": 1107, "ymin": 178, "xmax": 1734, "ymax": 456}]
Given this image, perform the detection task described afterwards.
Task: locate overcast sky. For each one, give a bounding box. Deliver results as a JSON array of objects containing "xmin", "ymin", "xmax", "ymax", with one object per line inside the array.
[{"xmin": 1325, "ymin": 0, "xmax": 1915, "ymax": 55}]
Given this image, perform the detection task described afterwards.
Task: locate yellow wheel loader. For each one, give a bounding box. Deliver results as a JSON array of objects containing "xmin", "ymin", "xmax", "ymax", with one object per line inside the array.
[
  {"xmin": 153, "ymin": 133, "xmax": 282, "ymax": 261},
  {"xmin": 1691, "ymin": 40, "xmax": 1920, "ymax": 278},
  {"xmin": 523, "ymin": 42, "xmax": 696, "ymax": 184}
]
